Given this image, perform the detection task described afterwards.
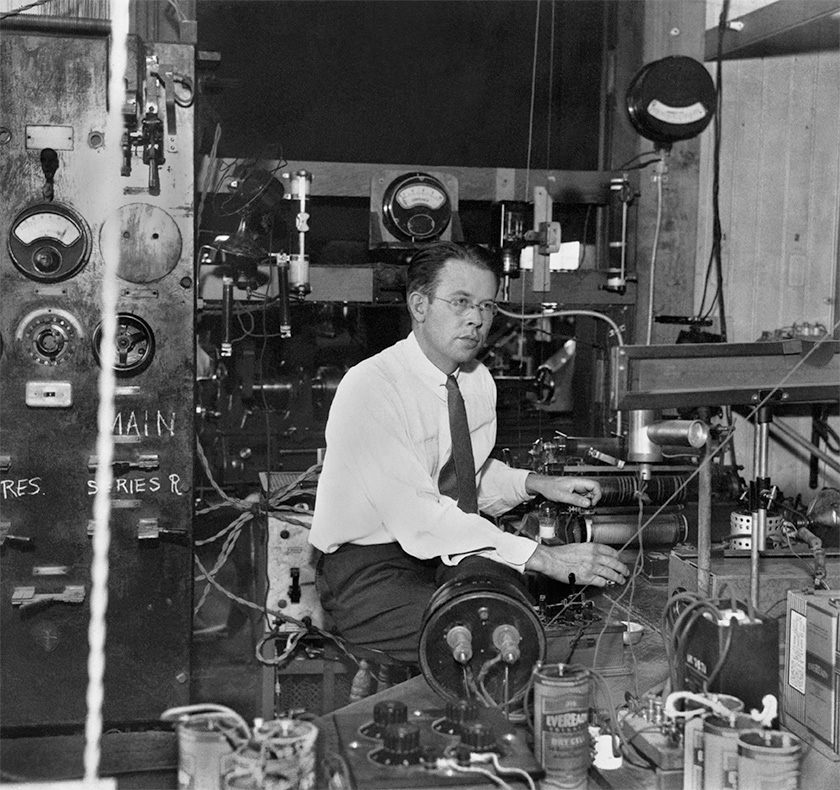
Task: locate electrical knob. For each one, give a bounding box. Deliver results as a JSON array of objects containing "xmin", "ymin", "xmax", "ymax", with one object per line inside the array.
[
  {"xmin": 456, "ymin": 721, "xmax": 496, "ymax": 763},
  {"xmin": 434, "ymin": 699, "xmax": 480, "ymax": 736},
  {"xmin": 373, "ymin": 722, "xmax": 422, "ymax": 765},
  {"xmin": 360, "ymin": 699, "xmax": 408, "ymax": 739}
]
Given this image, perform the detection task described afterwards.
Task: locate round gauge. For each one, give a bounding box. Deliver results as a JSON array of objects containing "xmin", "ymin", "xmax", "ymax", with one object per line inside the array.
[
  {"xmin": 16, "ymin": 308, "xmax": 84, "ymax": 367},
  {"xmin": 92, "ymin": 313, "xmax": 155, "ymax": 377},
  {"xmin": 8, "ymin": 203, "xmax": 91, "ymax": 282},
  {"xmin": 626, "ymin": 56, "xmax": 716, "ymax": 146},
  {"xmin": 382, "ymin": 172, "xmax": 452, "ymax": 242}
]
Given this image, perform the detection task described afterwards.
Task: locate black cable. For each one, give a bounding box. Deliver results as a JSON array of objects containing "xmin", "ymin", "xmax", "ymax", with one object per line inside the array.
[{"xmin": 708, "ymin": 0, "xmax": 729, "ymax": 339}]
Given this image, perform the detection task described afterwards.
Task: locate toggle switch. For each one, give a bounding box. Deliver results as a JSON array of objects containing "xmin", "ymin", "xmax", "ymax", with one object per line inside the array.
[
  {"xmin": 88, "ymin": 453, "xmax": 159, "ymax": 473},
  {"xmin": 11, "ymin": 585, "xmax": 85, "ymax": 611},
  {"xmin": 25, "ymin": 381, "xmax": 72, "ymax": 408}
]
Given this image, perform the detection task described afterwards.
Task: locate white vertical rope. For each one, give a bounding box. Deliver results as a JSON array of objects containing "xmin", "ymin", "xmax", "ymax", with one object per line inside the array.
[{"xmin": 83, "ymin": 0, "xmax": 129, "ymax": 783}]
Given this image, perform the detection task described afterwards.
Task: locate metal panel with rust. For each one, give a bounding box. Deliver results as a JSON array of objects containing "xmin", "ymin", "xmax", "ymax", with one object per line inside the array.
[{"xmin": 0, "ymin": 28, "xmax": 195, "ymax": 729}]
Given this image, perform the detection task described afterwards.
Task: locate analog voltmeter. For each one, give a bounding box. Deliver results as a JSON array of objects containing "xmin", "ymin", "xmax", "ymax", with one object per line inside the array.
[
  {"xmin": 8, "ymin": 203, "xmax": 91, "ymax": 282},
  {"xmin": 381, "ymin": 172, "xmax": 453, "ymax": 242}
]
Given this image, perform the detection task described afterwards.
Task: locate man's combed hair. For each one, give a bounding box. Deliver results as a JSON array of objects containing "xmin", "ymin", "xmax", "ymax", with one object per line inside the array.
[{"xmin": 406, "ymin": 241, "xmax": 502, "ymax": 298}]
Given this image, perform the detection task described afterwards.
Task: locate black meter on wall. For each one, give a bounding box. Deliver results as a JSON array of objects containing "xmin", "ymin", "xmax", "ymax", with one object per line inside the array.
[
  {"xmin": 626, "ymin": 55, "xmax": 716, "ymax": 148},
  {"xmin": 370, "ymin": 170, "xmax": 462, "ymax": 249}
]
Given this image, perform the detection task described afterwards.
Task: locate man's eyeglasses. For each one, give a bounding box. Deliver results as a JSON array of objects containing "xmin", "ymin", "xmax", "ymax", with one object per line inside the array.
[{"xmin": 430, "ymin": 296, "xmax": 499, "ymax": 317}]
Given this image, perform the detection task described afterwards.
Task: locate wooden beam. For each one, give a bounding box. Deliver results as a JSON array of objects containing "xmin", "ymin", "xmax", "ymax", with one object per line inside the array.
[{"xmin": 198, "ymin": 156, "xmax": 624, "ymax": 205}]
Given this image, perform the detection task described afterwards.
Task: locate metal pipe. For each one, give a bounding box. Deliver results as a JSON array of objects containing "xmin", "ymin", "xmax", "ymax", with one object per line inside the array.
[
  {"xmin": 751, "ymin": 411, "xmax": 772, "ymax": 611},
  {"xmin": 768, "ymin": 419, "xmax": 840, "ymax": 476},
  {"xmin": 697, "ymin": 411, "xmax": 712, "ymax": 597}
]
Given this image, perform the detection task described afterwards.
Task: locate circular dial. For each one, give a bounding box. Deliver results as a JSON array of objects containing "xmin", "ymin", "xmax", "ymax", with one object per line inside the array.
[
  {"xmin": 17, "ymin": 309, "xmax": 84, "ymax": 366},
  {"xmin": 92, "ymin": 313, "xmax": 155, "ymax": 377},
  {"xmin": 8, "ymin": 203, "xmax": 91, "ymax": 282},
  {"xmin": 382, "ymin": 172, "xmax": 452, "ymax": 242},
  {"xmin": 626, "ymin": 56, "xmax": 716, "ymax": 146}
]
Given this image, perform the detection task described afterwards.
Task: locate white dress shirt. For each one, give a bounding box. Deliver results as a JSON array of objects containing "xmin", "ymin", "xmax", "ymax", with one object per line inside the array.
[{"xmin": 309, "ymin": 331, "xmax": 538, "ymax": 571}]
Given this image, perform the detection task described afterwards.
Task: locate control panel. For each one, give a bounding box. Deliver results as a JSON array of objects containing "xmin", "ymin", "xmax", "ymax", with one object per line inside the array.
[{"xmin": 0, "ymin": 24, "xmax": 195, "ymax": 728}]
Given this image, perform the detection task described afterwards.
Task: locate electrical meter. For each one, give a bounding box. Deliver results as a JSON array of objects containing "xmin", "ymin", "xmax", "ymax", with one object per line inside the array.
[
  {"xmin": 370, "ymin": 170, "xmax": 460, "ymax": 248},
  {"xmin": 626, "ymin": 56, "xmax": 716, "ymax": 147},
  {"xmin": 8, "ymin": 203, "xmax": 91, "ymax": 282},
  {"xmin": 382, "ymin": 172, "xmax": 452, "ymax": 241}
]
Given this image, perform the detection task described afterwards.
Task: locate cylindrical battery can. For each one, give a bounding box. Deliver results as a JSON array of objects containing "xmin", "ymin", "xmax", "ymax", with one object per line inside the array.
[{"xmin": 533, "ymin": 663, "xmax": 592, "ymax": 790}]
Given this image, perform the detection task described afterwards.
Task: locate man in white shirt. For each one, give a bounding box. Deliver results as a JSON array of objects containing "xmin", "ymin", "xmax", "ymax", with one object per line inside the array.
[{"xmin": 309, "ymin": 241, "xmax": 629, "ymax": 662}]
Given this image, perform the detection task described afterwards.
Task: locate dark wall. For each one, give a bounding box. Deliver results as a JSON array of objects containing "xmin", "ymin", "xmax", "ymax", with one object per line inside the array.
[{"xmin": 196, "ymin": 0, "xmax": 605, "ymax": 169}]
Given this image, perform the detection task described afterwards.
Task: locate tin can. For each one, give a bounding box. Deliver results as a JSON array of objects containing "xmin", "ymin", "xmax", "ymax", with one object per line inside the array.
[
  {"xmin": 224, "ymin": 719, "xmax": 319, "ymax": 790},
  {"xmin": 702, "ymin": 713, "xmax": 760, "ymax": 790},
  {"xmin": 736, "ymin": 730, "xmax": 802, "ymax": 790},
  {"xmin": 177, "ymin": 713, "xmax": 243, "ymax": 790},
  {"xmin": 533, "ymin": 663, "xmax": 592, "ymax": 790}
]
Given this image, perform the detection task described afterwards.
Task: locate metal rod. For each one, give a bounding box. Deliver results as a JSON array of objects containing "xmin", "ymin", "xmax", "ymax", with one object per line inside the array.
[
  {"xmin": 751, "ymin": 412, "xmax": 772, "ymax": 610},
  {"xmin": 697, "ymin": 411, "xmax": 712, "ymax": 597},
  {"xmin": 768, "ymin": 419, "xmax": 840, "ymax": 476}
]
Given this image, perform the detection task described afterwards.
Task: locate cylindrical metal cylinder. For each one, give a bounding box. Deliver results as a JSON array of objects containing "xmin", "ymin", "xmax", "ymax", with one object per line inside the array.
[
  {"xmin": 729, "ymin": 510, "xmax": 783, "ymax": 550},
  {"xmin": 419, "ymin": 573, "xmax": 545, "ymax": 704},
  {"xmin": 736, "ymin": 730, "xmax": 802, "ymax": 790},
  {"xmin": 224, "ymin": 719, "xmax": 318, "ymax": 790},
  {"xmin": 578, "ymin": 512, "xmax": 688, "ymax": 547},
  {"xmin": 702, "ymin": 714, "xmax": 760, "ymax": 790},
  {"xmin": 596, "ymin": 474, "xmax": 688, "ymax": 507},
  {"xmin": 627, "ymin": 410, "xmax": 661, "ymax": 463},
  {"xmin": 176, "ymin": 713, "xmax": 247, "ymax": 790},
  {"xmin": 646, "ymin": 419, "xmax": 709, "ymax": 448},
  {"xmin": 533, "ymin": 663, "xmax": 592, "ymax": 790}
]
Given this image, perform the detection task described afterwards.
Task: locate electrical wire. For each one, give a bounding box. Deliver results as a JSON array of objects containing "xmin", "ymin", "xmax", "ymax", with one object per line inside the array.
[
  {"xmin": 698, "ymin": 0, "xmax": 730, "ymax": 337},
  {"xmin": 644, "ymin": 151, "xmax": 666, "ymax": 345},
  {"xmin": 490, "ymin": 753, "xmax": 537, "ymax": 790},
  {"xmin": 446, "ymin": 761, "xmax": 514, "ymax": 790},
  {"xmin": 565, "ymin": 314, "xmax": 840, "ymax": 611},
  {"xmin": 497, "ymin": 306, "xmax": 625, "ymax": 347},
  {"xmin": 524, "ymin": 0, "xmax": 542, "ymax": 202}
]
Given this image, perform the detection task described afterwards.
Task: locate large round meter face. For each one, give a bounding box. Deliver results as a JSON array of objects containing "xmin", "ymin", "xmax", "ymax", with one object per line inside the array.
[
  {"xmin": 395, "ymin": 183, "xmax": 447, "ymax": 211},
  {"xmin": 382, "ymin": 173, "xmax": 452, "ymax": 242},
  {"xmin": 8, "ymin": 203, "xmax": 91, "ymax": 282},
  {"xmin": 13, "ymin": 212, "xmax": 83, "ymax": 246}
]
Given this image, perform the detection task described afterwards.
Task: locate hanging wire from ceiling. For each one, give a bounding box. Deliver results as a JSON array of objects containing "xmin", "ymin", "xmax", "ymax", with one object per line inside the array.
[
  {"xmin": 524, "ymin": 0, "xmax": 542, "ymax": 201},
  {"xmin": 544, "ymin": 0, "xmax": 556, "ymax": 171},
  {"xmin": 697, "ymin": 0, "xmax": 730, "ymax": 340}
]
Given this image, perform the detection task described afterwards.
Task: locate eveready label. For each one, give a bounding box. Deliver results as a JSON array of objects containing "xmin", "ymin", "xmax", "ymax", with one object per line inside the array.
[
  {"xmin": 788, "ymin": 609, "xmax": 807, "ymax": 694},
  {"xmin": 543, "ymin": 712, "xmax": 589, "ymax": 730}
]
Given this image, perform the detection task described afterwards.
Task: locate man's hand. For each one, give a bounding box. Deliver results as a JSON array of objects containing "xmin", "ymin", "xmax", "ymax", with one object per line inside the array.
[
  {"xmin": 525, "ymin": 542, "xmax": 630, "ymax": 587},
  {"xmin": 526, "ymin": 473, "xmax": 602, "ymax": 509}
]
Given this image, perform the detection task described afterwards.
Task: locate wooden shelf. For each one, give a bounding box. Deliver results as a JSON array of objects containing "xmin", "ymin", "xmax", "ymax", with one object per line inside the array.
[{"xmin": 705, "ymin": 0, "xmax": 840, "ymax": 61}]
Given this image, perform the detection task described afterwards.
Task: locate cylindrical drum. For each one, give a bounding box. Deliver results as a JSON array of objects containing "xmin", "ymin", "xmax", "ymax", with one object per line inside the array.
[
  {"xmin": 702, "ymin": 713, "xmax": 760, "ymax": 790},
  {"xmin": 177, "ymin": 713, "xmax": 248, "ymax": 790},
  {"xmin": 224, "ymin": 719, "xmax": 319, "ymax": 790},
  {"xmin": 532, "ymin": 663, "xmax": 592, "ymax": 790},
  {"xmin": 419, "ymin": 572, "xmax": 545, "ymax": 704},
  {"xmin": 729, "ymin": 510, "xmax": 783, "ymax": 550},
  {"xmin": 583, "ymin": 512, "xmax": 688, "ymax": 548},
  {"xmin": 736, "ymin": 730, "xmax": 802, "ymax": 790}
]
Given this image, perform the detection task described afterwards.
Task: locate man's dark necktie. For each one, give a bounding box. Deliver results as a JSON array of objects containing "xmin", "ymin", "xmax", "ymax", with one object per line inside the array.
[{"xmin": 438, "ymin": 374, "xmax": 478, "ymax": 514}]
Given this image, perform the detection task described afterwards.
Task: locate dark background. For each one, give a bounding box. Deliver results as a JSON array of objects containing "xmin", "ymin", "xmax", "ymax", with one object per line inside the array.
[{"xmin": 195, "ymin": 0, "xmax": 605, "ymax": 170}]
